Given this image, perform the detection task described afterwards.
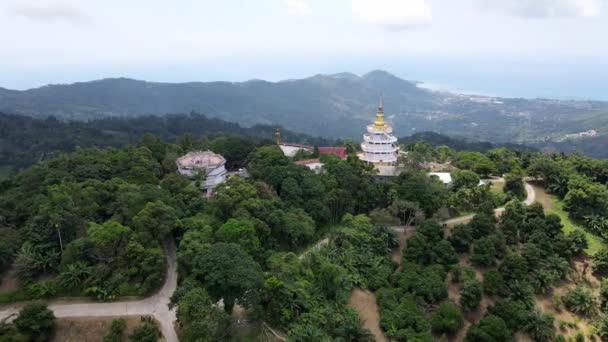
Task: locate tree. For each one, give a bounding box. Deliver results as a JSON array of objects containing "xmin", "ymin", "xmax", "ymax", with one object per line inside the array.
[
  {"xmin": 13, "ymin": 302, "xmax": 56, "ymax": 342},
  {"xmin": 460, "ymin": 278, "xmax": 482, "ymax": 311},
  {"xmin": 471, "ymin": 238, "xmax": 497, "ymax": 267},
  {"xmin": 277, "ymin": 209, "xmax": 316, "ymax": 247},
  {"xmin": 173, "ymin": 285, "xmax": 230, "ymax": 342},
  {"xmin": 455, "ymin": 151, "xmax": 497, "ymax": 176},
  {"xmin": 133, "ymin": 201, "xmax": 179, "ymax": 240},
  {"xmin": 192, "ymin": 243, "xmax": 263, "ymax": 313},
  {"xmin": 504, "ymin": 174, "xmax": 526, "ymax": 200},
  {"xmin": 403, "ymin": 233, "xmax": 431, "ymax": 265},
  {"xmin": 129, "ymin": 321, "xmax": 159, "ymax": 342},
  {"xmin": 449, "ymin": 224, "xmax": 473, "ymax": 253},
  {"xmin": 432, "ymin": 240, "xmax": 458, "ymax": 266},
  {"xmin": 215, "ymin": 218, "xmax": 260, "ymax": 255},
  {"xmin": 483, "ymin": 270, "xmax": 507, "ymax": 296},
  {"xmin": 465, "ymin": 315, "xmax": 511, "ymax": 342},
  {"xmin": 431, "ymin": 303, "xmax": 464, "ymax": 335},
  {"xmin": 452, "ymin": 170, "xmax": 481, "ymax": 190},
  {"xmin": 103, "ymin": 318, "xmax": 126, "ymax": 342},
  {"xmin": 593, "ymin": 248, "xmax": 608, "ymax": 274},
  {"xmin": 523, "ymin": 311, "xmax": 555, "ymax": 342},
  {"xmin": 562, "ymin": 287, "xmax": 596, "ymax": 315}
]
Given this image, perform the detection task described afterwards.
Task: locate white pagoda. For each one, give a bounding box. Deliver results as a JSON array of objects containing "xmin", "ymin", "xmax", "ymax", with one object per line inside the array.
[{"xmin": 359, "ymin": 96, "xmax": 399, "ymax": 166}]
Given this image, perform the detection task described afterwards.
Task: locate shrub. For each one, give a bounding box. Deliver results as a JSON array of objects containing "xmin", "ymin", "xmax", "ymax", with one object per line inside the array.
[
  {"xmin": 431, "ymin": 303, "xmax": 464, "ymax": 335},
  {"xmin": 562, "ymin": 287, "xmax": 597, "ymax": 316},
  {"xmin": 483, "ymin": 270, "xmax": 506, "ymax": 296},
  {"xmin": 104, "ymin": 318, "xmax": 126, "ymax": 342},
  {"xmin": 460, "ymin": 278, "xmax": 482, "ymax": 312},
  {"xmin": 13, "ymin": 301, "xmax": 56, "ymax": 342}
]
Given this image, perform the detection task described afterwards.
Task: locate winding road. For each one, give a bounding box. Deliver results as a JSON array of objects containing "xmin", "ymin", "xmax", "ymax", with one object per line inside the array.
[
  {"xmin": 0, "ymin": 182, "xmax": 538, "ymax": 342},
  {"xmin": 443, "ymin": 181, "xmax": 536, "ymax": 226},
  {"xmin": 0, "ymin": 240, "xmax": 179, "ymax": 342}
]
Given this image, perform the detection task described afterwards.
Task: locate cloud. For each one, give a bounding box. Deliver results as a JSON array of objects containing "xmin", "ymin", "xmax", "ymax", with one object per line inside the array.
[
  {"xmin": 284, "ymin": 0, "xmax": 312, "ymax": 16},
  {"xmin": 351, "ymin": 0, "xmax": 432, "ymax": 31},
  {"xmin": 8, "ymin": 1, "xmax": 89, "ymax": 25},
  {"xmin": 477, "ymin": 0, "xmax": 604, "ymax": 18}
]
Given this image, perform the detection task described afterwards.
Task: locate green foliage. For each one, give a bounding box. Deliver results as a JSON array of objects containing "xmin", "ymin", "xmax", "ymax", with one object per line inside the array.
[
  {"xmin": 451, "ymin": 170, "xmax": 481, "ymax": 190},
  {"xmin": 215, "ymin": 218, "xmax": 260, "ymax": 255},
  {"xmin": 13, "ymin": 302, "xmax": 56, "ymax": 342},
  {"xmin": 430, "ymin": 303, "xmax": 464, "ymax": 335},
  {"xmin": 103, "ymin": 318, "xmax": 126, "ymax": 342},
  {"xmin": 562, "ymin": 287, "xmax": 597, "ymax": 316},
  {"xmin": 460, "ymin": 277, "xmax": 482, "ymax": 312},
  {"xmin": 133, "ymin": 201, "xmax": 179, "ymax": 240},
  {"xmin": 377, "ymin": 290, "xmax": 431, "ymax": 340},
  {"xmin": 483, "ymin": 270, "xmax": 507, "ymax": 296},
  {"xmin": 172, "ymin": 284, "xmax": 231, "ymax": 342},
  {"xmin": 449, "ymin": 224, "xmax": 473, "ymax": 253},
  {"xmin": 397, "ymin": 263, "xmax": 448, "ymax": 304},
  {"xmin": 192, "ymin": 242, "xmax": 263, "ymax": 313},
  {"xmin": 471, "ymin": 238, "xmax": 497, "ymax": 267},
  {"xmin": 455, "ymin": 151, "xmax": 498, "ymax": 176},
  {"xmin": 128, "ymin": 321, "xmax": 159, "ymax": 342},
  {"xmin": 464, "ymin": 315, "xmax": 511, "ymax": 342},
  {"xmin": 504, "ymin": 174, "xmax": 526, "ymax": 200},
  {"xmin": 593, "ymin": 248, "xmax": 608, "ymax": 274}
]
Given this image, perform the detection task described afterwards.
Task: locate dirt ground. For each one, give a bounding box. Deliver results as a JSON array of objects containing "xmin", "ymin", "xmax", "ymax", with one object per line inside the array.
[
  {"xmin": 528, "ymin": 181, "xmax": 553, "ymax": 211},
  {"xmin": 0, "ymin": 266, "xmax": 21, "ymax": 294},
  {"xmin": 391, "ymin": 226, "xmax": 415, "ymax": 269},
  {"xmin": 348, "ymin": 289, "xmax": 387, "ymax": 342},
  {"xmin": 52, "ymin": 316, "xmax": 164, "ymax": 342}
]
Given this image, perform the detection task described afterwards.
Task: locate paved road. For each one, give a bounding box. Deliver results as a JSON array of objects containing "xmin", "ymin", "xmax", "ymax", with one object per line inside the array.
[
  {"xmin": 442, "ymin": 181, "xmax": 536, "ymax": 227},
  {"xmin": 0, "ymin": 240, "xmax": 178, "ymax": 342}
]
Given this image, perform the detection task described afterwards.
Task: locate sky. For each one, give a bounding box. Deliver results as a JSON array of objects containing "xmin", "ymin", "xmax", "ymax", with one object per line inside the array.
[{"xmin": 1, "ymin": 0, "xmax": 607, "ymax": 99}]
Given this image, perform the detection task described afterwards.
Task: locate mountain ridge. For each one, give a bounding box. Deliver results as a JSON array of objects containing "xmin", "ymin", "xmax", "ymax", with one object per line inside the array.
[{"xmin": 1, "ymin": 70, "xmax": 607, "ymax": 154}]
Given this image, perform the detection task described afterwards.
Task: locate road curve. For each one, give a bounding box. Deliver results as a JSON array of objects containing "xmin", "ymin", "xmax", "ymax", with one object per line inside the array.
[
  {"xmin": 0, "ymin": 240, "xmax": 178, "ymax": 342},
  {"xmin": 442, "ymin": 181, "xmax": 536, "ymax": 226}
]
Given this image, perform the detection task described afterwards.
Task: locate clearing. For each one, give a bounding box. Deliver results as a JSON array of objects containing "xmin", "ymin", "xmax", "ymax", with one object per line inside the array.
[{"xmin": 52, "ymin": 316, "xmax": 163, "ymax": 342}]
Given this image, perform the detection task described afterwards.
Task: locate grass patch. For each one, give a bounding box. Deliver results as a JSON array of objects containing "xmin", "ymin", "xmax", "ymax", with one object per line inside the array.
[
  {"xmin": 489, "ymin": 180, "xmax": 505, "ymax": 195},
  {"xmin": 548, "ymin": 196, "xmax": 605, "ymax": 255}
]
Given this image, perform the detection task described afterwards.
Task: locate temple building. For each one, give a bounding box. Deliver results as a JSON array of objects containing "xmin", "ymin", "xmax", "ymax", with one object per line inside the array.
[
  {"xmin": 359, "ymin": 96, "xmax": 399, "ymax": 166},
  {"xmin": 176, "ymin": 151, "xmax": 227, "ymax": 196}
]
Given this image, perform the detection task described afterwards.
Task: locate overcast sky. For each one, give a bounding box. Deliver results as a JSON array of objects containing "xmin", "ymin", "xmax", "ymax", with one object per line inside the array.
[{"xmin": 1, "ymin": 0, "xmax": 607, "ymax": 98}]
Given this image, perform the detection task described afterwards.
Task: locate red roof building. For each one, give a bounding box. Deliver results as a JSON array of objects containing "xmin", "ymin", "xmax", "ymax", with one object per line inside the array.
[{"xmin": 318, "ymin": 147, "xmax": 347, "ymax": 160}]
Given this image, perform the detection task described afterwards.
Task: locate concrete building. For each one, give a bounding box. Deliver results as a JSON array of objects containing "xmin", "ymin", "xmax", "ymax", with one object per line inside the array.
[
  {"xmin": 359, "ymin": 96, "xmax": 399, "ymax": 166},
  {"xmin": 176, "ymin": 151, "xmax": 227, "ymax": 196}
]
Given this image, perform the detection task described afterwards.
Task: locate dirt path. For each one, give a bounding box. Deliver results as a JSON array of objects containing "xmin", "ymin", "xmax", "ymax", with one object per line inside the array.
[
  {"xmin": 443, "ymin": 181, "xmax": 536, "ymax": 227},
  {"xmin": 0, "ymin": 240, "xmax": 178, "ymax": 342},
  {"xmin": 348, "ymin": 289, "xmax": 387, "ymax": 342}
]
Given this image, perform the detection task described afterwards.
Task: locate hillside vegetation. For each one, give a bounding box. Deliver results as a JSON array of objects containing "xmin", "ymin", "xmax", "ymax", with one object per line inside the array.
[{"xmin": 2, "ymin": 71, "xmax": 608, "ymax": 156}]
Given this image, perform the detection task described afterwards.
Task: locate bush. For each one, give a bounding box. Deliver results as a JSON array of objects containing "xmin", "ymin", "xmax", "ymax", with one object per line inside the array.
[
  {"xmin": 104, "ymin": 318, "xmax": 126, "ymax": 342},
  {"xmin": 13, "ymin": 301, "xmax": 56, "ymax": 342},
  {"xmin": 431, "ymin": 303, "xmax": 464, "ymax": 335},
  {"xmin": 460, "ymin": 278, "xmax": 482, "ymax": 312},
  {"xmin": 464, "ymin": 314, "xmax": 510, "ymax": 342},
  {"xmin": 471, "ymin": 238, "xmax": 497, "ymax": 267},
  {"xmin": 129, "ymin": 320, "xmax": 159, "ymax": 342},
  {"xmin": 483, "ymin": 270, "xmax": 506, "ymax": 296},
  {"xmin": 562, "ymin": 287, "xmax": 596, "ymax": 316}
]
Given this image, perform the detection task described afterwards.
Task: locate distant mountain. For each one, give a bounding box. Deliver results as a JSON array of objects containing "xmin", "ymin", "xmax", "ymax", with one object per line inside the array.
[
  {"xmin": 2, "ymin": 70, "xmax": 608, "ymax": 155},
  {"xmin": 0, "ymin": 112, "xmax": 330, "ymax": 175}
]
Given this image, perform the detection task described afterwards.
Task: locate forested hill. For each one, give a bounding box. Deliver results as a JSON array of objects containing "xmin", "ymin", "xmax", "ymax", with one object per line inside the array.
[
  {"xmin": 2, "ymin": 71, "xmax": 608, "ymax": 150},
  {"xmin": 400, "ymin": 132, "xmax": 536, "ymax": 153},
  {"xmin": 0, "ymin": 112, "xmax": 329, "ymax": 175}
]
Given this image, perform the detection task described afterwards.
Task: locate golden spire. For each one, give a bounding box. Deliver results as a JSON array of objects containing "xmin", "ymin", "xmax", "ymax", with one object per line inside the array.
[
  {"xmin": 373, "ymin": 94, "xmax": 386, "ymax": 129},
  {"xmin": 275, "ymin": 128, "xmax": 281, "ymax": 145}
]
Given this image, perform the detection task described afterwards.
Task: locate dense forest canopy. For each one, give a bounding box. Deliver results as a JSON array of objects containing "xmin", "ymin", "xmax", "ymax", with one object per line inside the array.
[{"xmin": 1, "ymin": 119, "xmax": 608, "ymax": 341}]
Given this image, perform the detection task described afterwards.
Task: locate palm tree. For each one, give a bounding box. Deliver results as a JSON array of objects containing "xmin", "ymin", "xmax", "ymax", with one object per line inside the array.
[
  {"xmin": 60, "ymin": 262, "xmax": 92, "ymax": 289},
  {"xmin": 524, "ymin": 311, "xmax": 555, "ymax": 342}
]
